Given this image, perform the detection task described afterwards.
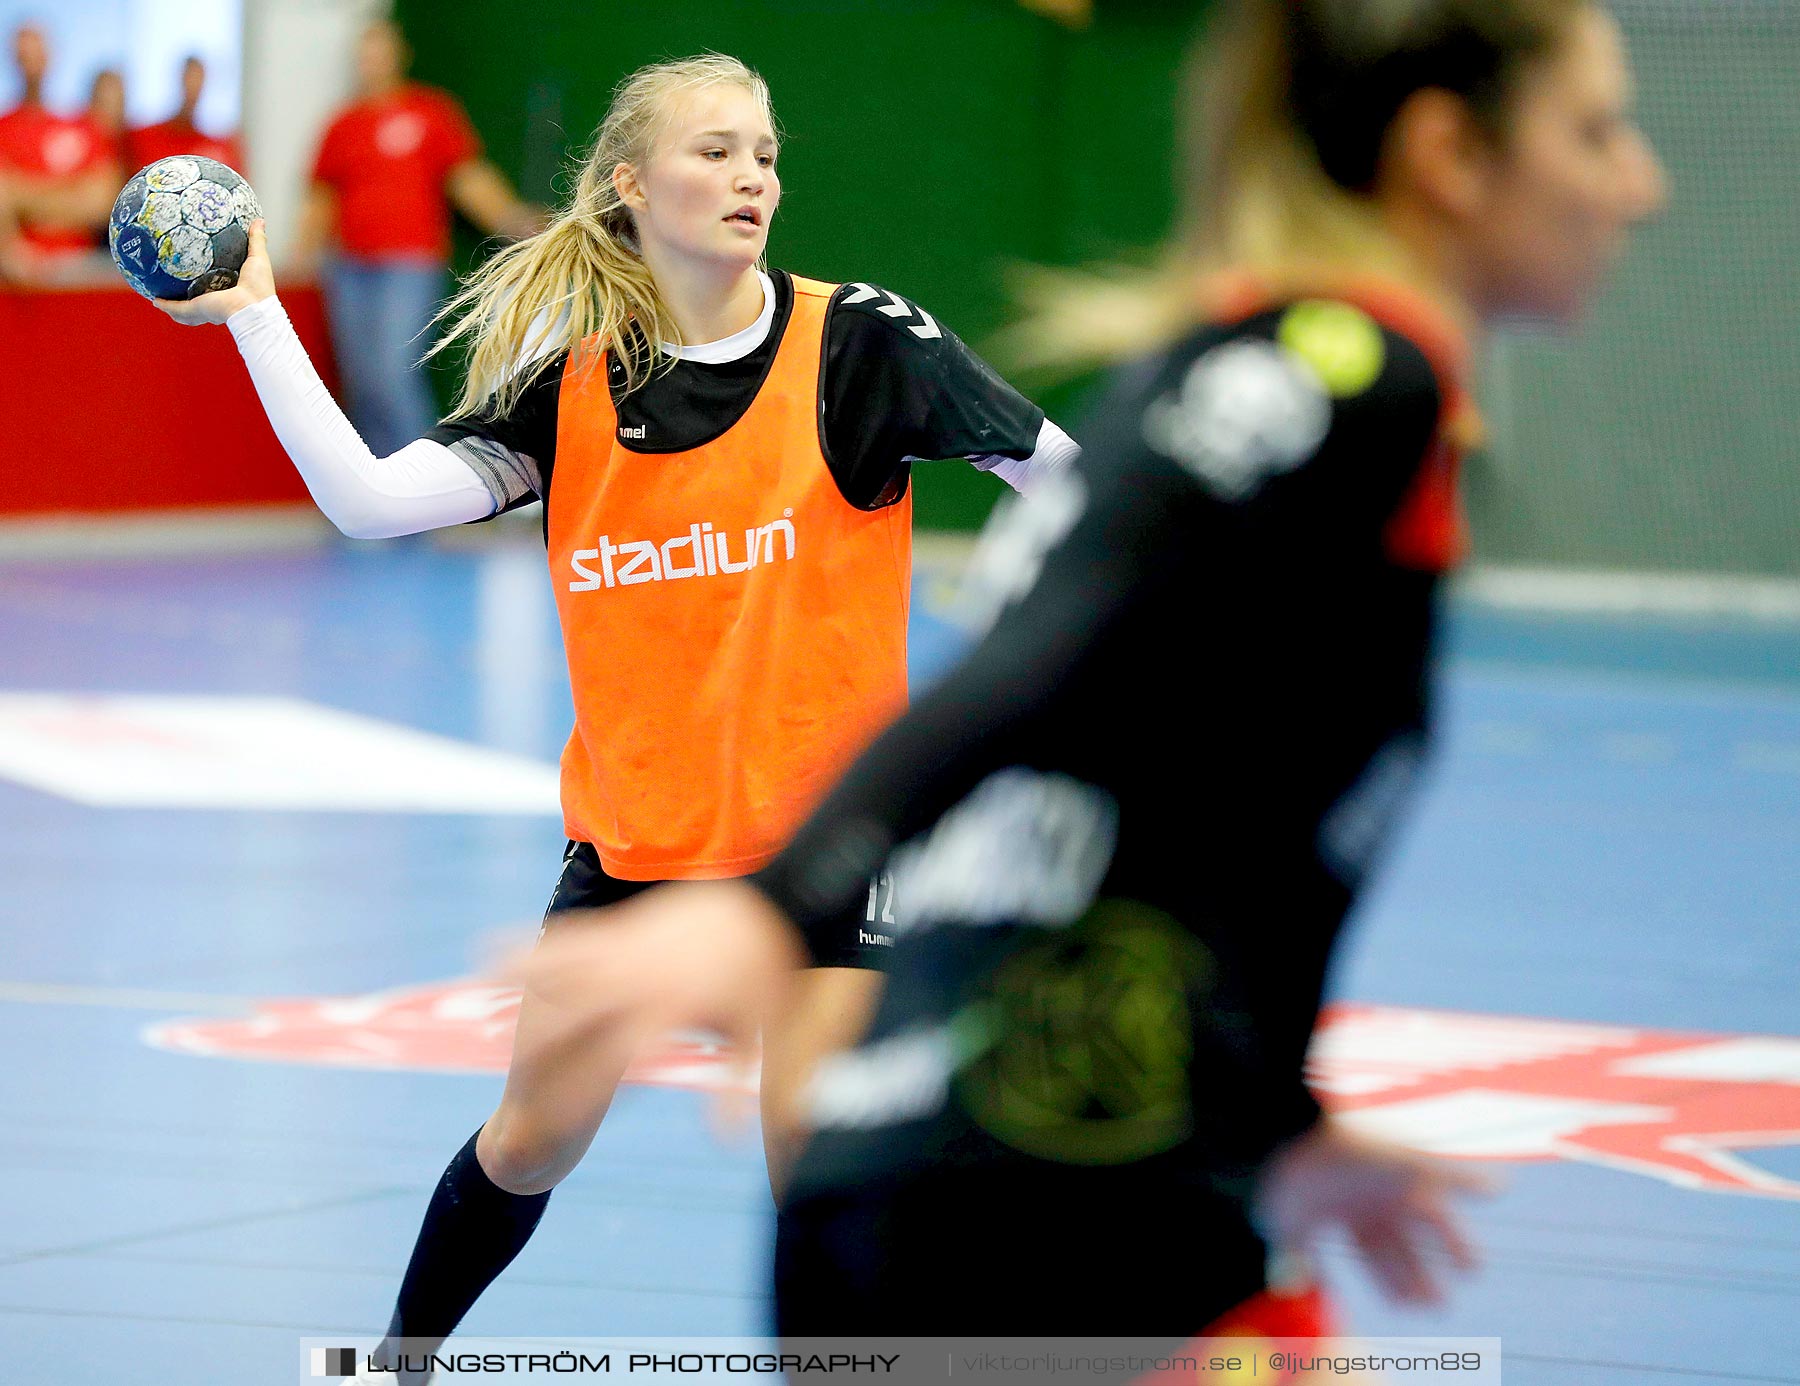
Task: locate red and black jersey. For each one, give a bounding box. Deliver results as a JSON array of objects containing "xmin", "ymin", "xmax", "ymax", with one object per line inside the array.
[{"xmin": 757, "ymin": 282, "xmax": 1475, "ymax": 1239}]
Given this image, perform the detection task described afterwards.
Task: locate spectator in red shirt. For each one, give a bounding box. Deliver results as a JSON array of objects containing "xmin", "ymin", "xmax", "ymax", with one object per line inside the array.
[
  {"xmin": 86, "ymin": 69, "xmax": 128, "ymax": 168},
  {"xmin": 0, "ymin": 24, "xmax": 121, "ymax": 282},
  {"xmin": 128, "ymin": 55, "xmax": 244, "ymax": 171},
  {"xmin": 82, "ymin": 67, "xmax": 128, "ymax": 250},
  {"xmin": 295, "ymin": 20, "xmax": 541, "ymax": 454}
]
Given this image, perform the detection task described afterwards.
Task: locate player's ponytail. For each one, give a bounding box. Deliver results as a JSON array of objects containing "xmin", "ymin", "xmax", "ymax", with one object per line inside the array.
[
  {"xmin": 431, "ymin": 53, "xmax": 776, "ymax": 420},
  {"xmin": 1002, "ymin": 0, "xmax": 1586, "ymax": 374}
]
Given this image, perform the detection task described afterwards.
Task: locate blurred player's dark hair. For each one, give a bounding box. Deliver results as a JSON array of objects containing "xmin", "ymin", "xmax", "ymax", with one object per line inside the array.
[{"xmin": 1006, "ymin": 0, "xmax": 1587, "ymax": 371}]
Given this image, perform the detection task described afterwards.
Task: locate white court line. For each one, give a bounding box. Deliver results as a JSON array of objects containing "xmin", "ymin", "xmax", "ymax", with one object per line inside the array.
[
  {"xmin": 1455, "ymin": 564, "xmax": 1800, "ymax": 622},
  {"xmin": 0, "ymin": 693, "xmax": 564, "ymax": 813},
  {"xmin": 1738, "ymin": 742, "xmax": 1800, "ymax": 775},
  {"xmin": 0, "ymin": 981, "xmax": 252, "ymax": 1013},
  {"xmin": 0, "ymin": 505, "xmax": 332, "ymax": 561}
]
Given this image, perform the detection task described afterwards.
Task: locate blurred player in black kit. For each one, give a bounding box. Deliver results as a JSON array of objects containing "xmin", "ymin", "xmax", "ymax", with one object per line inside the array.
[{"xmin": 514, "ymin": 0, "xmax": 1667, "ymax": 1342}]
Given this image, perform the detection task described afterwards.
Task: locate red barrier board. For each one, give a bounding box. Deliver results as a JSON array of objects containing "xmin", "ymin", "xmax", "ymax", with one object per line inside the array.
[{"xmin": 0, "ymin": 283, "xmax": 337, "ymax": 516}]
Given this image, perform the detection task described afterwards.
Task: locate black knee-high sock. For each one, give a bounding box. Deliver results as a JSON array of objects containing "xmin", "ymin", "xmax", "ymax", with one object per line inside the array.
[{"xmin": 376, "ymin": 1128, "xmax": 551, "ymax": 1369}]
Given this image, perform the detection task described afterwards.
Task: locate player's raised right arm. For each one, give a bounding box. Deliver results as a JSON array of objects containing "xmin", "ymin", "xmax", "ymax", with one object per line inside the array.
[{"xmin": 154, "ymin": 220, "xmax": 498, "ymax": 538}]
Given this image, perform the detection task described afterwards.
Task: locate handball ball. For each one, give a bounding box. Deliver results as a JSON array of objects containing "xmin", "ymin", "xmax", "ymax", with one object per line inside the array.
[{"xmin": 108, "ymin": 155, "xmax": 262, "ymax": 301}]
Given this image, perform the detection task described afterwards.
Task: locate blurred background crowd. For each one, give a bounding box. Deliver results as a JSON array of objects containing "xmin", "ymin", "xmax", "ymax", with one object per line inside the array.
[
  {"xmin": 0, "ymin": 25, "xmax": 240, "ymax": 284},
  {"xmin": 0, "ymin": 0, "xmax": 1796, "ymax": 571},
  {"xmin": 0, "ymin": 1, "xmax": 237, "ymax": 280},
  {"xmin": 0, "ymin": 5, "xmax": 542, "ymax": 458}
]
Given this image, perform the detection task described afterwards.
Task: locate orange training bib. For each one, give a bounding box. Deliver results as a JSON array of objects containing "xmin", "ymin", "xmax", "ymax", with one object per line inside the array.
[{"xmin": 547, "ymin": 276, "xmax": 913, "ymax": 879}]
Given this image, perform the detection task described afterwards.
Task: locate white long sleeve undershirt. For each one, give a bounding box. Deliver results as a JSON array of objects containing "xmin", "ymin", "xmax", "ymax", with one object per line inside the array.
[
  {"xmin": 226, "ymin": 296, "xmax": 495, "ymax": 538},
  {"xmin": 970, "ymin": 419, "xmax": 1080, "ymax": 492}
]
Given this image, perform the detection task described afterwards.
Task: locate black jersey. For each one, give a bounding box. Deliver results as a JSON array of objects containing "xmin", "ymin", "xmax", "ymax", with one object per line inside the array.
[
  {"xmin": 426, "ymin": 269, "xmax": 1048, "ymax": 518},
  {"xmin": 756, "ymin": 293, "xmax": 1460, "ymax": 1218}
]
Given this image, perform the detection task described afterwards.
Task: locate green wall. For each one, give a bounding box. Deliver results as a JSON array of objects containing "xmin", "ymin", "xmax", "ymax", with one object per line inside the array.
[
  {"xmin": 397, "ymin": 0, "xmax": 1197, "ymax": 530},
  {"xmin": 1468, "ymin": 1, "xmax": 1800, "ymax": 578},
  {"xmin": 402, "ymin": 0, "xmax": 1800, "ymax": 575}
]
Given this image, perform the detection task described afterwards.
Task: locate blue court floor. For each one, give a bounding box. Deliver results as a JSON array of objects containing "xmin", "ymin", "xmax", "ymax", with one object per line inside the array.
[{"xmin": 1, "ymin": 528, "xmax": 1797, "ymax": 1385}]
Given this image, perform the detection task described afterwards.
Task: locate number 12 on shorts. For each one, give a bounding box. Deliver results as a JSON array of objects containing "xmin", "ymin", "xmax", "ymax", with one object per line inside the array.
[
  {"xmin": 864, "ymin": 872, "xmax": 897, "ymax": 925},
  {"xmin": 859, "ymin": 871, "xmax": 897, "ymax": 950}
]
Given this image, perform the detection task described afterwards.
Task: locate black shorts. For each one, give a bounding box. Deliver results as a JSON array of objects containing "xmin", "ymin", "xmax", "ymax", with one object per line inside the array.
[
  {"xmin": 544, "ymin": 841, "xmax": 891, "ymax": 970},
  {"xmin": 543, "ymin": 840, "xmax": 655, "ymax": 919},
  {"xmin": 773, "ymin": 1167, "xmax": 1266, "ymax": 1334}
]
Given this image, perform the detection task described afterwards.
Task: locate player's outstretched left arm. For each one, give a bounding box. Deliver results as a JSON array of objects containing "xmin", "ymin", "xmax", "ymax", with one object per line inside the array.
[
  {"xmin": 823, "ymin": 282, "xmax": 1078, "ymax": 507},
  {"xmin": 153, "ymin": 218, "xmax": 275, "ymax": 324}
]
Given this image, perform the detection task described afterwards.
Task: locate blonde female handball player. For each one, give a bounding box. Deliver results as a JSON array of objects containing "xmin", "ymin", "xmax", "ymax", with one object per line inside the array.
[{"xmin": 156, "ymin": 53, "xmax": 1077, "ymax": 1378}]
